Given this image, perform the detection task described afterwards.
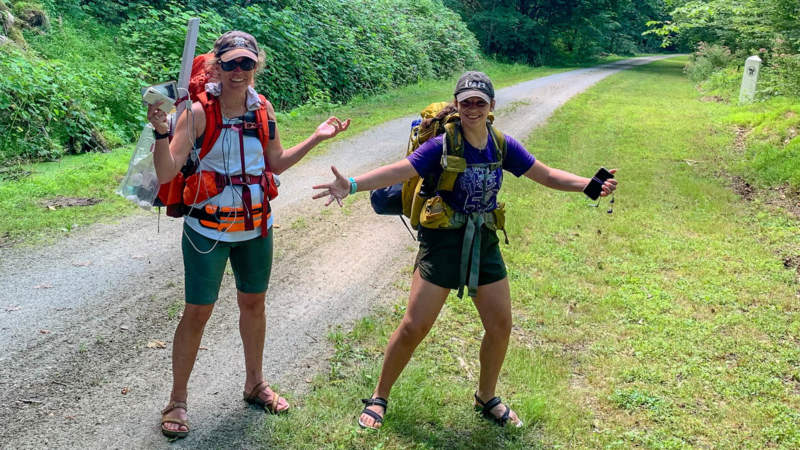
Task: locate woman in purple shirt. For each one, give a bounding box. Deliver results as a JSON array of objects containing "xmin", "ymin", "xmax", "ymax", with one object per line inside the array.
[{"xmin": 313, "ymin": 71, "xmax": 617, "ymax": 429}]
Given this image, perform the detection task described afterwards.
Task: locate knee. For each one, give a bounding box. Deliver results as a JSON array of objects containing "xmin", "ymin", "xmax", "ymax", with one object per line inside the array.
[
  {"xmin": 238, "ymin": 291, "xmax": 265, "ymax": 314},
  {"xmin": 398, "ymin": 318, "xmax": 433, "ymax": 343},
  {"xmin": 484, "ymin": 316, "xmax": 512, "ymax": 339},
  {"xmin": 181, "ymin": 304, "xmax": 214, "ymax": 327}
]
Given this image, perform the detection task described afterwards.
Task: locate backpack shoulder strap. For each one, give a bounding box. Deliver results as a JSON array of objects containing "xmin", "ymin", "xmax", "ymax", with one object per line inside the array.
[
  {"xmin": 488, "ymin": 123, "xmax": 507, "ymax": 163},
  {"xmin": 197, "ymin": 91, "xmax": 222, "ymax": 160},
  {"xmin": 255, "ymin": 94, "xmax": 275, "ymax": 171},
  {"xmin": 443, "ymin": 119, "xmax": 463, "ymax": 159}
]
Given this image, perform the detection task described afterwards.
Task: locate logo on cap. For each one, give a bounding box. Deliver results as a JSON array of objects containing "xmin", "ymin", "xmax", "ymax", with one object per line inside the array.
[
  {"xmin": 232, "ymin": 37, "xmax": 247, "ymax": 48},
  {"xmin": 464, "ymin": 81, "xmax": 487, "ymax": 89}
]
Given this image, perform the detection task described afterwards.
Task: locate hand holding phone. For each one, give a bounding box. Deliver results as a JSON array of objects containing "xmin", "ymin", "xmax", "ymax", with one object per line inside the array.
[{"xmin": 583, "ymin": 167, "xmax": 615, "ymax": 200}]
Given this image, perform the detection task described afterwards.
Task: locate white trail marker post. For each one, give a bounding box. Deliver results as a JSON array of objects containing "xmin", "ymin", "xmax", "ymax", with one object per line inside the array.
[{"xmin": 739, "ymin": 55, "xmax": 762, "ymax": 104}]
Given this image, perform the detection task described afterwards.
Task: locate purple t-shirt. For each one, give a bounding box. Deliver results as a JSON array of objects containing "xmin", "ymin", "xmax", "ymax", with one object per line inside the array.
[{"xmin": 407, "ymin": 133, "xmax": 536, "ymax": 214}]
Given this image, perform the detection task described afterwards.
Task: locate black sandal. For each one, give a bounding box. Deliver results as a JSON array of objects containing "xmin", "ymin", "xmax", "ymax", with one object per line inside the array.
[
  {"xmin": 474, "ymin": 392, "xmax": 522, "ymax": 428},
  {"xmin": 358, "ymin": 397, "xmax": 388, "ymax": 429}
]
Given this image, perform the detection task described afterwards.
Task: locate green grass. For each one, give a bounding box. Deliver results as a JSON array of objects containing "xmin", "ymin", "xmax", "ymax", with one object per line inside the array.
[
  {"xmin": 254, "ymin": 58, "xmax": 800, "ymax": 448},
  {"xmin": 0, "ymin": 56, "xmax": 601, "ymax": 246}
]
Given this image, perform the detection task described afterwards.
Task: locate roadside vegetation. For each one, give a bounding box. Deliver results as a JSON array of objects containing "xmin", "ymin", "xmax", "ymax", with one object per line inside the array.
[{"xmin": 255, "ymin": 57, "xmax": 800, "ymax": 448}]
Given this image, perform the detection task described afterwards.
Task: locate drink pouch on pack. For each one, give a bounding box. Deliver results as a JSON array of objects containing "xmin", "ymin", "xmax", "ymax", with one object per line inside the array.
[
  {"xmin": 419, "ymin": 195, "xmax": 454, "ymax": 229},
  {"xmin": 438, "ymin": 155, "xmax": 466, "ymax": 191}
]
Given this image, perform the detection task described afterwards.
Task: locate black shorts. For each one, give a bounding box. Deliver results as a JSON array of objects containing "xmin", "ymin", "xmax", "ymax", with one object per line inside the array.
[{"xmin": 414, "ymin": 225, "xmax": 507, "ymax": 290}]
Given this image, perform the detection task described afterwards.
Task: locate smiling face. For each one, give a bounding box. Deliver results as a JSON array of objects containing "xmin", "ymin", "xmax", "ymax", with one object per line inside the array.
[
  {"xmin": 456, "ymin": 96, "xmax": 495, "ymax": 129},
  {"xmin": 218, "ymin": 56, "xmax": 256, "ymax": 89}
]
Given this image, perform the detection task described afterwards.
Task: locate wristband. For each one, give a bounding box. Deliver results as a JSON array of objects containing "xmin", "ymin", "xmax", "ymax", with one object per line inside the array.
[
  {"xmin": 153, "ymin": 129, "xmax": 170, "ymax": 140},
  {"xmin": 348, "ymin": 177, "xmax": 357, "ymax": 195}
]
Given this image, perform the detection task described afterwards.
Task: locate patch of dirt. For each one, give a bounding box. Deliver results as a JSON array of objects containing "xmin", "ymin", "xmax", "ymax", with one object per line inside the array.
[
  {"xmin": 782, "ymin": 255, "xmax": 800, "ymax": 275},
  {"xmin": 732, "ymin": 126, "xmax": 751, "ymax": 153},
  {"xmin": 730, "ymin": 175, "xmax": 755, "ymax": 200},
  {"xmin": 39, "ymin": 196, "xmax": 102, "ymax": 209},
  {"xmin": 765, "ymin": 185, "xmax": 800, "ymax": 219},
  {"xmin": 784, "ymin": 127, "xmax": 797, "ymax": 145}
]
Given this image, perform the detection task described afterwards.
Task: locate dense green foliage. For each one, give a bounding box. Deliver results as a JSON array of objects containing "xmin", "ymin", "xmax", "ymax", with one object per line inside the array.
[
  {"xmin": 646, "ymin": 0, "xmax": 799, "ymax": 53},
  {"xmin": 444, "ymin": 0, "xmax": 668, "ymax": 64},
  {"xmin": 656, "ymin": 0, "xmax": 799, "ymax": 119},
  {"xmin": 0, "ymin": 0, "xmax": 477, "ymax": 164}
]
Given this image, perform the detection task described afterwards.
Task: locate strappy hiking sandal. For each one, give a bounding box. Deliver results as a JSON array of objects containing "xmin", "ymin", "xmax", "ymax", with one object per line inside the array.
[
  {"xmin": 243, "ymin": 381, "xmax": 289, "ymax": 414},
  {"xmin": 161, "ymin": 401, "xmax": 189, "ymax": 439},
  {"xmin": 358, "ymin": 397, "xmax": 388, "ymax": 429},
  {"xmin": 474, "ymin": 392, "xmax": 523, "ymax": 428}
]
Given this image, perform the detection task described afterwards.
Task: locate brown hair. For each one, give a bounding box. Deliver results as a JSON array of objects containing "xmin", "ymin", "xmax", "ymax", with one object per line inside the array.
[{"xmin": 419, "ymin": 102, "xmax": 457, "ymax": 131}]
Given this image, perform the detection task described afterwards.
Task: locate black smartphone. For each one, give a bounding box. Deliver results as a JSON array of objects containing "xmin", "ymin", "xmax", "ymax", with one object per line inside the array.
[{"xmin": 583, "ymin": 167, "xmax": 614, "ymax": 200}]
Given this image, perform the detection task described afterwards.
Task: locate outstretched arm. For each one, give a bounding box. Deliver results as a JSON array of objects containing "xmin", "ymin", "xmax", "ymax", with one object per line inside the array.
[
  {"xmin": 524, "ymin": 160, "xmax": 617, "ymax": 196},
  {"xmin": 312, "ymin": 159, "xmax": 417, "ymax": 206},
  {"xmin": 264, "ymin": 100, "xmax": 350, "ymax": 174}
]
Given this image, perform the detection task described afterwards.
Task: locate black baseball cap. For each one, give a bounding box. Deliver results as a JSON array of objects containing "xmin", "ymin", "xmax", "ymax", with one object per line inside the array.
[
  {"xmin": 214, "ymin": 31, "xmax": 259, "ymax": 62},
  {"xmin": 454, "ymin": 71, "xmax": 494, "ymax": 103}
]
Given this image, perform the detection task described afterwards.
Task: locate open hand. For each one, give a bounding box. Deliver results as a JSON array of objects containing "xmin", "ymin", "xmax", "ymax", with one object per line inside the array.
[
  {"xmin": 315, "ymin": 117, "xmax": 351, "ymax": 141},
  {"xmin": 312, "ymin": 166, "xmax": 350, "ymax": 207},
  {"xmin": 600, "ymin": 168, "xmax": 618, "ymax": 197}
]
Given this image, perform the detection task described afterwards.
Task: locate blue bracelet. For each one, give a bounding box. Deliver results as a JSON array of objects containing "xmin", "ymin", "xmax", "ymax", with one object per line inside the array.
[{"xmin": 348, "ymin": 177, "xmax": 357, "ymax": 195}]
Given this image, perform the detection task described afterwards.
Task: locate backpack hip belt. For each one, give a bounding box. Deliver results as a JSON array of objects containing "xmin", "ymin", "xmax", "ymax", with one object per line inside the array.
[
  {"xmin": 210, "ymin": 170, "xmax": 272, "ymax": 237},
  {"xmin": 187, "ymin": 202, "xmax": 270, "ymax": 233}
]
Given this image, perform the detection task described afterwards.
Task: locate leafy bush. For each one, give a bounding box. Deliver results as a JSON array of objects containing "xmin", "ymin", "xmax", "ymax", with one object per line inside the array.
[
  {"xmin": 0, "ymin": 46, "xmax": 112, "ymax": 164},
  {"xmin": 759, "ymin": 38, "xmax": 800, "ymax": 98},
  {"xmin": 685, "ymin": 42, "xmax": 733, "ymax": 82}
]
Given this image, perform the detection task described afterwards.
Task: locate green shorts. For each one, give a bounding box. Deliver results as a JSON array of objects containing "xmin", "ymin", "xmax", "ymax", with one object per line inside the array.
[
  {"xmin": 414, "ymin": 225, "xmax": 507, "ymax": 290},
  {"xmin": 181, "ymin": 223, "xmax": 273, "ymax": 305}
]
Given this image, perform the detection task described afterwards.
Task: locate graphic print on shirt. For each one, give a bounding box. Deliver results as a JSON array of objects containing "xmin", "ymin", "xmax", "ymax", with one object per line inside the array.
[{"xmin": 456, "ymin": 165, "xmax": 503, "ymax": 213}]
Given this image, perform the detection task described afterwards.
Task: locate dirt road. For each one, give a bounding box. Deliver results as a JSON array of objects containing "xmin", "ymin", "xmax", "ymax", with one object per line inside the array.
[{"xmin": 0, "ymin": 56, "xmax": 672, "ymax": 448}]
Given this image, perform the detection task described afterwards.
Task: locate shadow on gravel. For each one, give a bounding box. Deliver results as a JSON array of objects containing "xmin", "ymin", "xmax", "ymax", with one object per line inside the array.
[{"xmin": 178, "ymin": 407, "xmax": 278, "ymax": 448}]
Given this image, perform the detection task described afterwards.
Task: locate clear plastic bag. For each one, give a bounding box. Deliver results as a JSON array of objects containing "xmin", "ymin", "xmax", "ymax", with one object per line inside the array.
[{"xmin": 117, "ymin": 123, "xmax": 161, "ymax": 209}]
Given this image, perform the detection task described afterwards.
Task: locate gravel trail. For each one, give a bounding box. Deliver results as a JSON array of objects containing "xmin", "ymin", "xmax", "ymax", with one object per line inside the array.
[{"xmin": 0, "ymin": 56, "xmax": 671, "ymax": 448}]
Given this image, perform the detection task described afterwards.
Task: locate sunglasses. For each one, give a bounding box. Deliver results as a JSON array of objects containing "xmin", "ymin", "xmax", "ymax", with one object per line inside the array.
[{"xmin": 219, "ymin": 58, "xmax": 256, "ymax": 72}]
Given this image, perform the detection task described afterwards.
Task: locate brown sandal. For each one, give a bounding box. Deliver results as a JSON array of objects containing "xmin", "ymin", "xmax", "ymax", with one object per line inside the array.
[
  {"xmin": 161, "ymin": 401, "xmax": 189, "ymax": 438},
  {"xmin": 243, "ymin": 381, "xmax": 289, "ymax": 414}
]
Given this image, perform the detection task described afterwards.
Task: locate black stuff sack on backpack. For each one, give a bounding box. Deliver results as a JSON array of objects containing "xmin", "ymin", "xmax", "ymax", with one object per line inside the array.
[{"xmin": 370, "ymin": 183, "xmax": 403, "ymax": 215}]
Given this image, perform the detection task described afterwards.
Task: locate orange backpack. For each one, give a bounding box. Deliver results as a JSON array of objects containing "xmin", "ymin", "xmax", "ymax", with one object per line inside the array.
[{"xmin": 156, "ymin": 53, "xmax": 278, "ymax": 237}]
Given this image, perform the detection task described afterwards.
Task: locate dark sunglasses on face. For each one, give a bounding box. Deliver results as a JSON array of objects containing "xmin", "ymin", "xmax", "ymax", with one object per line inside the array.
[
  {"xmin": 458, "ymin": 99, "xmax": 489, "ymax": 109},
  {"xmin": 219, "ymin": 58, "xmax": 256, "ymax": 72}
]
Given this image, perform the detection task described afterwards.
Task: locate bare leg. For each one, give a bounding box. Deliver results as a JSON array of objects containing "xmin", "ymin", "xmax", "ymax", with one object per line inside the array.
[
  {"xmin": 238, "ymin": 290, "xmax": 288, "ymax": 411},
  {"xmin": 163, "ymin": 303, "xmax": 215, "ymax": 433},
  {"xmin": 472, "ymin": 277, "xmax": 520, "ymax": 425},
  {"xmin": 359, "ymin": 269, "xmax": 450, "ymax": 428}
]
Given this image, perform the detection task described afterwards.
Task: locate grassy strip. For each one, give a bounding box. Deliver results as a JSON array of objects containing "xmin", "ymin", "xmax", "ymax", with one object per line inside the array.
[
  {"xmin": 0, "ymin": 56, "xmax": 628, "ymax": 247},
  {"xmin": 256, "ymin": 58, "xmax": 800, "ymax": 448}
]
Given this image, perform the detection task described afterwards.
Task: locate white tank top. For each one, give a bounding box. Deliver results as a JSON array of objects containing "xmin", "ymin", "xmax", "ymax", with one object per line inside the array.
[{"xmin": 184, "ymin": 115, "xmax": 274, "ymax": 242}]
